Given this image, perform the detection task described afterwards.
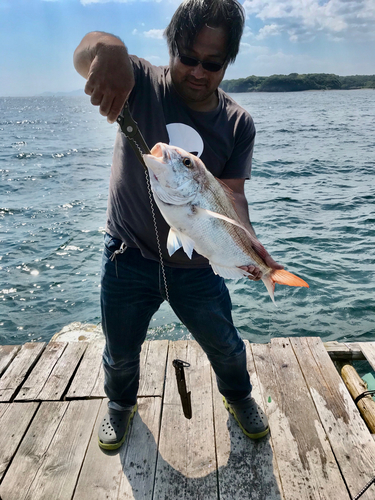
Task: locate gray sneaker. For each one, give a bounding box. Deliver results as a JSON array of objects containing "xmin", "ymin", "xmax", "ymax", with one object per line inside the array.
[
  {"xmin": 98, "ymin": 404, "xmax": 137, "ymax": 450},
  {"xmin": 223, "ymin": 396, "xmax": 269, "ymax": 439}
]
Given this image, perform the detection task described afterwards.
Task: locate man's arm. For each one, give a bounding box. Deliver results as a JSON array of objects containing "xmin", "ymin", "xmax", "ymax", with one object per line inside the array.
[
  {"xmin": 221, "ymin": 178, "xmax": 283, "ymax": 280},
  {"xmin": 73, "ymin": 31, "xmax": 135, "ymax": 123}
]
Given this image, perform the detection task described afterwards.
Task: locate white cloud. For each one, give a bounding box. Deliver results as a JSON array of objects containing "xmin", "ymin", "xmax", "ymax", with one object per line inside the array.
[
  {"xmin": 257, "ymin": 23, "xmax": 281, "ymax": 40},
  {"xmin": 81, "ymin": 0, "xmax": 164, "ymax": 3},
  {"xmin": 240, "ymin": 42, "xmax": 269, "ymax": 56},
  {"xmin": 243, "ymin": 0, "xmax": 375, "ymax": 41},
  {"xmin": 243, "ymin": 26, "xmax": 254, "ymax": 38},
  {"xmin": 143, "ymin": 29, "xmax": 164, "ymax": 39}
]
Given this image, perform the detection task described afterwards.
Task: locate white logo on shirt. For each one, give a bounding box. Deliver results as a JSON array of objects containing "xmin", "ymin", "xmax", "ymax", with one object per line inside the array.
[{"xmin": 166, "ymin": 123, "xmax": 204, "ymax": 158}]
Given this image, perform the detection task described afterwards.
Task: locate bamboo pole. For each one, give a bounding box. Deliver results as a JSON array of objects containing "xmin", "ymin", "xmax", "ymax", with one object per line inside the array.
[{"xmin": 338, "ymin": 362, "xmax": 375, "ymax": 434}]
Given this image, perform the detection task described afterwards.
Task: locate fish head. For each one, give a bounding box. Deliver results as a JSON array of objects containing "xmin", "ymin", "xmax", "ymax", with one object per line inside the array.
[{"xmin": 143, "ymin": 143, "xmax": 206, "ymax": 205}]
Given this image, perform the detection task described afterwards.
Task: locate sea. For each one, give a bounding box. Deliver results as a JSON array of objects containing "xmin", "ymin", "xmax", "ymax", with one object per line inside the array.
[{"xmin": 1, "ymin": 90, "xmax": 374, "ymax": 345}]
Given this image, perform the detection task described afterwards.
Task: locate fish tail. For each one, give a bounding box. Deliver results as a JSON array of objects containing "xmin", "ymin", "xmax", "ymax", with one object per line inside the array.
[
  {"xmin": 270, "ymin": 269, "xmax": 309, "ymax": 288},
  {"xmin": 262, "ymin": 269, "xmax": 309, "ymax": 305}
]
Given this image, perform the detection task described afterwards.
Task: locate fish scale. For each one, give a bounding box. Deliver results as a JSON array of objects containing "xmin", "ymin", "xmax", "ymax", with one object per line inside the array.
[{"xmin": 143, "ymin": 142, "xmax": 309, "ymax": 303}]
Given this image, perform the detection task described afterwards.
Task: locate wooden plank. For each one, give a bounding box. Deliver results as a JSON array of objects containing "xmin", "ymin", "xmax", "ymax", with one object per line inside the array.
[
  {"xmin": 359, "ymin": 342, "xmax": 375, "ymax": 372},
  {"xmin": 0, "ymin": 402, "xmax": 10, "ymax": 419},
  {"xmin": 0, "ymin": 343, "xmax": 46, "ymax": 402},
  {"xmin": 252, "ymin": 338, "xmax": 351, "ymax": 500},
  {"xmin": 153, "ymin": 340, "xmax": 218, "ymax": 499},
  {"xmin": 65, "ymin": 340, "xmax": 105, "ymax": 399},
  {"xmin": 0, "ymin": 402, "xmax": 39, "ymax": 480},
  {"xmin": 292, "ymin": 337, "xmax": 375, "ymax": 500},
  {"xmin": 73, "ymin": 397, "xmax": 162, "ymax": 500},
  {"xmin": 0, "ymin": 402, "xmax": 69, "ymax": 500},
  {"xmin": 0, "ymin": 345, "xmax": 21, "ymax": 377},
  {"xmin": 15, "ymin": 342, "xmax": 67, "ymax": 401},
  {"xmin": 90, "ymin": 362, "xmax": 105, "ymax": 398},
  {"xmin": 89, "ymin": 340, "xmax": 169, "ymax": 399},
  {"xmin": 21, "ymin": 399, "xmax": 101, "ymax": 500},
  {"xmin": 213, "ymin": 341, "xmax": 284, "ymax": 500},
  {"xmin": 138, "ymin": 340, "xmax": 168, "ymax": 397},
  {"xmin": 37, "ymin": 342, "xmax": 87, "ymax": 401},
  {"xmin": 118, "ymin": 397, "xmax": 162, "ymax": 499},
  {"xmin": 324, "ymin": 341, "xmax": 364, "ymax": 360}
]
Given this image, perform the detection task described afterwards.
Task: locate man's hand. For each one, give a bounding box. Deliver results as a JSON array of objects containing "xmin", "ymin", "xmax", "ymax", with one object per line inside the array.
[
  {"xmin": 240, "ymin": 253, "xmax": 284, "ymax": 281},
  {"xmin": 74, "ymin": 32, "xmax": 135, "ymax": 123},
  {"xmin": 220, "ymin": 178, "xmax": 284, "ymax": 281}
]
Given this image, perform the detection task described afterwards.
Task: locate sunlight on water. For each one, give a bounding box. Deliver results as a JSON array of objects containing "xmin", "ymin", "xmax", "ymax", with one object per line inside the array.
[{"xmin": 1, "ymin": 92, "xmax": 374, "ymax": 343}]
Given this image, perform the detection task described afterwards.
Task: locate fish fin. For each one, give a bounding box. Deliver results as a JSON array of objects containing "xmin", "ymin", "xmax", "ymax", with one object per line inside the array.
[
  {"xmin": 167, "ymin": 228, "xmax": 182, "ymax": 256},
  {"xmin": 270, "ymin": 269, "xmax": 309, "ymax": 288},
  {"xmin": 261, "ymin": 275, "xmax": 277, "ymax": 306},
  {"xmin": 261, "ymin": 269, "xmax": 309, "ymax": 306},
  {"xmin": 210, "ymin": 262, "xmax": 250, "ymax": 280},
  {"xmin": 180, "ymin": 233, "xmax": 195, "ymax": 259},
  {"xmin": 167, "ymin": 228, "xmax": 195, "ymax": 259},
  {"xmin": 195, "ymin": 206, "xmax": 272, "ymax": 264},
  {"xmin": 195, "ymin": 207, "xmax": 251, "ymax": 233}
]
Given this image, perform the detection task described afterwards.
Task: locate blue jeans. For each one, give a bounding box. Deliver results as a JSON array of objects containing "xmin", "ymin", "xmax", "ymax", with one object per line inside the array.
[{"xmin": 101, "ymin": 233, "xmax": 252, "ymax": 410}]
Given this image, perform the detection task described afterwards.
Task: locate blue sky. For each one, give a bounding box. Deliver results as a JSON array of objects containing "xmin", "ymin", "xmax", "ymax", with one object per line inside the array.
[{"xmin": 0, "ymin": 0, "xmax": 374, "ymax": 96}]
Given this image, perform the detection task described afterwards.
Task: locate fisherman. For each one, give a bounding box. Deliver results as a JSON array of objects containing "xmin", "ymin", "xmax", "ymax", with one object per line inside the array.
[{"xmin": 74, "ymin": 0, "xmax": 282, "ymax": 450}]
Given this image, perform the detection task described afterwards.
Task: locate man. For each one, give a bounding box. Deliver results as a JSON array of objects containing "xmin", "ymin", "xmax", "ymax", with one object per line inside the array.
[{"xmin": 74, "ymin": 0, "xmax": 281, "ymax": 450}]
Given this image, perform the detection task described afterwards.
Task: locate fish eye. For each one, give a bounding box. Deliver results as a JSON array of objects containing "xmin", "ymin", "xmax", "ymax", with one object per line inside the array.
[{"xmin": 183, "ymin": 157, "xmax": 192, "ymax": 168}]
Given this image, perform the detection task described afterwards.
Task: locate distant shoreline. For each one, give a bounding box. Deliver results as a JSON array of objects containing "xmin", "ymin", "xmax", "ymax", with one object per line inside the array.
[{"xmin": 220, "ymin": 73, "xmax": 375, "ymax": 93}]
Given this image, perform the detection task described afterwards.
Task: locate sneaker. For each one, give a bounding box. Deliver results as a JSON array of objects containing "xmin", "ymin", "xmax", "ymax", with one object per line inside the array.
[
  {"xmin": 223, "ymin": 396, "xmax": 269, "ymax": 439},
  {"xmin": 98, "ymin": 404, "xmax": 137, "ymax": 450}
]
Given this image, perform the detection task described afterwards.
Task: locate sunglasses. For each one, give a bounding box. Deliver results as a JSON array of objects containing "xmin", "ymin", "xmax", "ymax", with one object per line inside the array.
[{"xmin": 175, "ymin": 42, "xmax": 225, "ymax": 73}]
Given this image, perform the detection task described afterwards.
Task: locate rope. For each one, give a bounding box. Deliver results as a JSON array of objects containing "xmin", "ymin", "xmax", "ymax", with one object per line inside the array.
[{"xmin": 354, "ymin": 390, "xmax": 375, "ymax": 404}]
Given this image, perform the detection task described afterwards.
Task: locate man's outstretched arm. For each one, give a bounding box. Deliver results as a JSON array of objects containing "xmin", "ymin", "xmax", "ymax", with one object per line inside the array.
[{"xmin": 74, "ymin": 31, "xmax": 135, "ymax": 123}]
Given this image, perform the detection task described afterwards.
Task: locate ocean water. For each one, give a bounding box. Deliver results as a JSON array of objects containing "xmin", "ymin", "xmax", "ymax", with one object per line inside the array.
[{"xmin": 1, "ymin": 90, "xmax": 374, "ymax": 345}]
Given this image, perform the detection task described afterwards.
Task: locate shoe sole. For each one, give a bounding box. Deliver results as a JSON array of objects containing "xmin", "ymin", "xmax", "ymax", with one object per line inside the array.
[
  {"xmin": 98, "ymin": 404, "xmax": 138, "ymax": 450},
  {"xmin": 223, "ymin": 397, "xmax": 269, "ymax": 439}
]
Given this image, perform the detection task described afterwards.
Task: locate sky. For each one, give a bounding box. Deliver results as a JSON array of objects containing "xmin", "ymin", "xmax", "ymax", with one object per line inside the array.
[{"xmin": 0, "ymin": 0, "xmax": 374, "ymax": 96}]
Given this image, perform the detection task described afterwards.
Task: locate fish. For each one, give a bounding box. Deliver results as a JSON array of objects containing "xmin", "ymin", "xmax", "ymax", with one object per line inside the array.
[{"xmin": 143, "ymin": 142, "xmax": 309, "ymax": 303}]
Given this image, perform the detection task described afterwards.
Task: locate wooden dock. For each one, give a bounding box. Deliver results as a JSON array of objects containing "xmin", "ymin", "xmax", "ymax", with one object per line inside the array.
[{"xmin": 0, "ymin": 337, "xmax": 375, "ymax": 500}]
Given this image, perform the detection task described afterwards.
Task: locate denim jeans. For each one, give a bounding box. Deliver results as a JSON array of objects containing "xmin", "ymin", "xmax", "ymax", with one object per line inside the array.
[{"xmin": 101, "ymin": 233, "xmax": 252, "ymax": 410}]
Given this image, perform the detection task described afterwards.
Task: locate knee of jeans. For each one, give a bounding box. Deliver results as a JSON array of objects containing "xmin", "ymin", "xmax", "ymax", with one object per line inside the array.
[
  {"xmin": 103, "ymin": 346, "xmax": 139, "ymax": 370},
  {"xmin": 205, "ymin": 334, "xmax": 246, "ymax": 360}
]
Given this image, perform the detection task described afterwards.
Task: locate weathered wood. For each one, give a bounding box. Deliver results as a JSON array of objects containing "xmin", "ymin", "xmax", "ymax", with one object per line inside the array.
[
  {"xmin": 0, "ymin": 402, "xmax": 69, "ymax": 500},
  {"xmin": 291, "ymin": 337, "xmax": 375, "ymax": 500},
  {"xmin": 359, "ymin": 342, "xmax": 375, "ymax": 372},
  {"xmin": 138, "ymin": 340, "xmax": 168, "ymax": 397},
  {"xmin": 37, "ymin": 341, "xmax": 87, "ymax": 401},
  {"xmin": 73, "ymin": 397, "xmax": 162, "ymax": 500},
  {"xmin": 0, "ymin": 345, "xmax": 21, "ymax": 377},
  {"xmin": 0, "ymin": 402, "xmax": 39, "ymax": 481},
  {"xmin": 88, "ymin": 339, "xmax": 169, "ymax": 399},
  {"xmin": 21, "ymin": 399, "xmax": 101, "ymax": 500},
  {"xmin": 253, "ymin": 338, "xmax": 351, "ymax": 500},
  {"xmin": 154, "ymin": 340, "xmax": 218, "ymax": 499},
  {"xmin": 0, "ymin": 343, "xmax": 46, "ymax": 402},
  {"xmin": 213, "ymin": 341, "xmax": 284, "ymax": 500},
  {"xmin": 340, "ymin": 363, "xmax": 375, "ymax": 433},
  {"xmin": 15, "ymin": 342, "xmax": 67, "ymax": 401},
  {"xmin": 324, "ymin": 341, "xmax": 364, "ymax": 360},
  {"xmin": 65, "ymin": 340, "xmax": 105, "ymax": 399}
]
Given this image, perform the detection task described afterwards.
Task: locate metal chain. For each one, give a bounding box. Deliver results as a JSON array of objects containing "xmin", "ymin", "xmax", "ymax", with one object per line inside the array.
[
  {"xmin": 353, "ymin": 476, "xmax": 375, "ymax": 500},
  {"xmin": 128, "ymin": 137, "xmax": 170, "ymax": 303}
]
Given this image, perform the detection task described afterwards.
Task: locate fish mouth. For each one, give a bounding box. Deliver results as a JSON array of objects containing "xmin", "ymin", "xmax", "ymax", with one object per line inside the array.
[
  {"xmin": 143, "ymin": 143, "xmax": 171, "ymax": 182},
  {"xmin": 149, "ymin": 143, "xmax": 170, "ymax": 163}
]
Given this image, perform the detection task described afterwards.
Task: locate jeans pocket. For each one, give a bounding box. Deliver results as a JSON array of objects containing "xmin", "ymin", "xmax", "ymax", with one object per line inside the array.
[{"xmin": 104, "ymin": 233, "xmax": 124, "ymax": 253}]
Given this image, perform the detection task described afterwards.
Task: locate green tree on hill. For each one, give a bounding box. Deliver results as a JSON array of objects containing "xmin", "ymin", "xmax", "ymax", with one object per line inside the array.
[{"xmin": 220, "ymin": 73, "xmax": 375, "ymax": 92}]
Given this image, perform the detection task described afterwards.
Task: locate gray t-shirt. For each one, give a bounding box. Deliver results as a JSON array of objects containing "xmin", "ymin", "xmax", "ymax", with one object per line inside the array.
[{"xmin": 106, "ymin": 55, "xmax": 256, "ymax": 268}]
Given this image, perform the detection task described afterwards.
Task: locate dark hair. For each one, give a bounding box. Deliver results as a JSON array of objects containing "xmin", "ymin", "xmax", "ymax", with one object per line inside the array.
[{"xmin": 164, "ymin": 0, "xmax": 245, "ymax": 65}]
